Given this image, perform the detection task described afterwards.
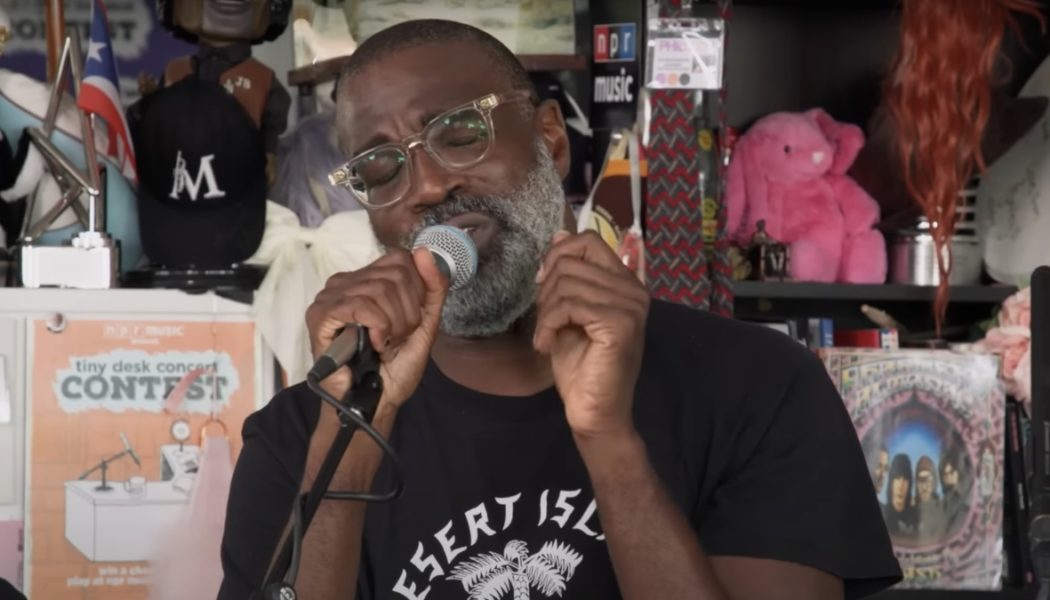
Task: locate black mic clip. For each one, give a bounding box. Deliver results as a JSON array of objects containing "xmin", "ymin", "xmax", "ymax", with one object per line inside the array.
[{"xmin": 327, "ymin": 325, "xmax": 383, "ymax": 427}]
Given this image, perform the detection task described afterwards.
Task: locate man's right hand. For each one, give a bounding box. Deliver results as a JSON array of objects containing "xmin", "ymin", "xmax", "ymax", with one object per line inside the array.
[
  {"xmin": 305, "ymin": 248, "xmax": 448, "ymax": 415},
  {"xmin": 270, "ymin": 249, "xmax": 446, "ymax": 600}
]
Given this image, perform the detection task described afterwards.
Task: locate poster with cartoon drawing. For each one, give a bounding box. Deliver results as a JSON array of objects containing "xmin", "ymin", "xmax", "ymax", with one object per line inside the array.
[
  {"xmin": 819, "ymin": 348, "xmax": 1006, "ymax": 591},
  {"xmin": 25, "ymin": 318, "xmax": 259, "ymax": 599}
]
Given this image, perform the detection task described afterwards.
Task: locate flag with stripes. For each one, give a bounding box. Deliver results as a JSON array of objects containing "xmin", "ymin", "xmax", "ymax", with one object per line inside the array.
[{"xmin": 77, "ymin": 0, "xmax": 138, "ymax": 184}]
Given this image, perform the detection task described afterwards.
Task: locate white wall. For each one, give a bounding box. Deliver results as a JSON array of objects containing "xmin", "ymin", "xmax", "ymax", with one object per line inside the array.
[{"xmin": 253, "ymin": 20, "xmax": 299, "ymax": 129}]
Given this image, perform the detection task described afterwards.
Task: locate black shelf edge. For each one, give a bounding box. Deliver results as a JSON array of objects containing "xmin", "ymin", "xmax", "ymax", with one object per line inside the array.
[
  {"xmin": 729, "ymin": 0, "xmax": 900, "ymax": 7},
  {"xmin": 731, "ymin": 281, "xmax": 1019, "ymax": 304},
  {"xmin": 871, "ymin": 588, "xmax": 1036, "ymax": 599}
]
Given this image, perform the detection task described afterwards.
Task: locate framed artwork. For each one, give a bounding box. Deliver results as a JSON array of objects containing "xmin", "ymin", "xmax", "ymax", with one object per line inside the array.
[
  {"xmin": 819, "ymin": 348, "xmax": 1006, "ymax": 591},
  {"xmin": 302, "ymin": 0, "xmax": 576, "ymax": 56}
]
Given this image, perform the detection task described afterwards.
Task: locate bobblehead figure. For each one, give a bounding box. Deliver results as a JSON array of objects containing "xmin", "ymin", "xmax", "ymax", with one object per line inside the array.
[{"xmin": 141, "ymin": 0, "xmax": 292, "ymax": 186}]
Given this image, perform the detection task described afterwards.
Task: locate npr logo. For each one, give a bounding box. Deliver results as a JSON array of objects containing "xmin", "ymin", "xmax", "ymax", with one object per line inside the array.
[{"xmin": 594, "ymin": 23, "xmax": 636, "ymax": 63}]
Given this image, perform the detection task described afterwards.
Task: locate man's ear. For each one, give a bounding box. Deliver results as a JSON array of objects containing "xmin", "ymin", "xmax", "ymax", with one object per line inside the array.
[{"xmin": 535, "ymin": 98, "xmax": 570, "ymax": 180}]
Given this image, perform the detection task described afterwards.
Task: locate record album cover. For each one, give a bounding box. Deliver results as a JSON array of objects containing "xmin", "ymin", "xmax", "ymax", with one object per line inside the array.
[{"xmin": 819, "ymin": 348, "xmax": 1006, "ymax": 590}]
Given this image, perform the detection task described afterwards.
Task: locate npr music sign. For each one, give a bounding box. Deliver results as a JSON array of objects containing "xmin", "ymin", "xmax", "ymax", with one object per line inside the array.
[
  {"xmin": 593, "ymin": 23, "xmax": 636, "ymax": 63},
  {"xmin": 592, "ymin": 22, "xmax": 638, "ymax": 108}
]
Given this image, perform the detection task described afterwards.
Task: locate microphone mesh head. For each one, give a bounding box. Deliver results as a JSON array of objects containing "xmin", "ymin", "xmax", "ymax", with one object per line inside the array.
[{"xmin": 412, "ymin": 225, "xmax": 478, "ymax": 290}]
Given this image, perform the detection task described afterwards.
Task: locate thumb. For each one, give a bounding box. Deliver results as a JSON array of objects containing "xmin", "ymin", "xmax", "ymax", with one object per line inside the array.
[{"xmin": 412, "ymin": 247, "xmax": 449, "ymax": 323}]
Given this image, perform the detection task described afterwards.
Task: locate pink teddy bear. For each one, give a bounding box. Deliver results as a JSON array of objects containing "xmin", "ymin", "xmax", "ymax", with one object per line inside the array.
[{"xmin": 725, "ymin": 108, "xmax": 887, "ymax": 283}]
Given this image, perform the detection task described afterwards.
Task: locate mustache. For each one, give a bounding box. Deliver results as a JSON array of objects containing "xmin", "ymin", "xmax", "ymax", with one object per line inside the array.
[
  {"xmin": 403, "ymin": 194, "xmax": 520, "ymax": 249},
  {"xmin": 419, "ymin": 194, "xmax": 515, "ymax": 229},
  {"xmin": 398, "ymin": 194, "xmax": 514, "ymax": 251}
]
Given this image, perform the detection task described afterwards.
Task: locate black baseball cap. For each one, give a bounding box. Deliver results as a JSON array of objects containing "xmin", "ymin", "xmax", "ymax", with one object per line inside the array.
[{"xmin": 131, "ymin": 76, "xmax": 267, "ymax": 270}]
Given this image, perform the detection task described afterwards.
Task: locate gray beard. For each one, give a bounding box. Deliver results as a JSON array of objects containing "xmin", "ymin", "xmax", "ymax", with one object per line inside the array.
[{"xmin": 401, "ymin": 140, "xmax": 565, "ymax": 337}]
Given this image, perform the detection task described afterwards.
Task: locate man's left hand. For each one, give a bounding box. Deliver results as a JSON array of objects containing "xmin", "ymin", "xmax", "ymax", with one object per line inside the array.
[{"xmin": 533, "ymin": 230, "xmax": 649, "ymax": 439}]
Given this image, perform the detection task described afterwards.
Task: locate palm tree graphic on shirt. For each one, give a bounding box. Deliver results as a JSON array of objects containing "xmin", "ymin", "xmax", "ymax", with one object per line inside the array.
[{"xmin": 448, "ymin": 539, "xmax": 583, "ymax": 600}]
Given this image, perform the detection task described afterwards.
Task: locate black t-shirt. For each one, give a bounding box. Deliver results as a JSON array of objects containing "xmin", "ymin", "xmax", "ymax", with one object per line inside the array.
[
  {"xmin": 0, "ymin": 578, "xmax": 26, "ymax": 600},
  {"xmin": 218, "ymin": 300, "xmax": 902, "ymax": 599}
]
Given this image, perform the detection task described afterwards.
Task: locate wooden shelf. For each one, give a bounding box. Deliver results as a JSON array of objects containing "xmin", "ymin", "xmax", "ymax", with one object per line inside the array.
[
  {"xmin": 287, "ymin": 53, "xmax": 586, "ymax": 87},
  {"xmin": 517, "ymin": 54, "xmax": 587, "ymax": 72},
  {"xmin": 287, "ymin": 56, "xmax": 349, "ymax": 86},
  {"xmin": 732, "ymin": 281, "xmax": 1018, "ymax": 304}
]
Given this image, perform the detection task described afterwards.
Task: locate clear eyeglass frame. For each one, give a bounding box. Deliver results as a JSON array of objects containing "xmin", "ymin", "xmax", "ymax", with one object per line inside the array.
[{"xmin": 328, "ymin": 90, "xmax": 535, "ymax": 209}]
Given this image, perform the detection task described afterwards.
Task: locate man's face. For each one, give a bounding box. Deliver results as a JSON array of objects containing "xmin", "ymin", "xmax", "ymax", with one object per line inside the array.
[
  {"xmin": 942, "ymin": 463, "xmax": 959, "ymax": 492},
  {"xmin": 891, "ymin": 476, "xmax": 909, "ymax": 511},
  {"xmin": 173, "ymin": 0, "xmax": 270, "ymax": 43},
  {"xmin": 338, "ymin": 42, "xmax": 569, "ymax": 337},
  {"xmin": 916, "ymin": 468, "xmax": 935, "ymax": 503},
  {"xmin": 873, "ymin": 450, "xmax": 888, "ymax": 491}
]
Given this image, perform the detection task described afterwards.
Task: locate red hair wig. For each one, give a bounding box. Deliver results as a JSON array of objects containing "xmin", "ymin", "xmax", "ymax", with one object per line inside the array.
[{"xmin": 885, "ymin": 0, "xmax": 1044, "ymax": 334}]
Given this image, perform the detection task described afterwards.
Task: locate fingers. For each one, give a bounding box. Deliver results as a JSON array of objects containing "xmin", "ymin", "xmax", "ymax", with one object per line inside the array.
[
  {"xmin": 331, "ymin": 295, "xmax": 395, "ymax": 352},
  {"xmin": 534, "ymin": 294, "xmax": 605, "ymax": 353},
  {"xmin": 310, "ymin": 283, "xmax": 399, "ymax": 353},
  {"xmin": 537, "ymin": 230, "xmax": 626, "ymax": 283},
  {"xmin": 536, "ymin": 231, "xmax": 648, "ymax": 313},
  {"xmin": 307, "ymin": 250, "xmax": 430, "ymax": 356},
  {"xmin": 533, "ymin": 290, "xmax": 645, "ymax": 354},
  {"xmin": 412, "ymin": 246, "xmax": 450, "ymax": 323},
  {"xmin": 533, "ymin": 250, "xmax": 649, "ymax": 354},
  {"xmin": 537, "ymin": 256, "xmax": 626, "ymax": 309}
]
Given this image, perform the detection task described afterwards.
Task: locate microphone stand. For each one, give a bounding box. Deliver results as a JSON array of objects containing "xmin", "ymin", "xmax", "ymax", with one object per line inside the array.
[
  {"xmin": 258, "ymin": 327, "xmax": 389, "ymax": 600},
  {"xmin": 77, "ymin": 449, "xmax": 131, "ymax": 492},
  {"xmin": 77, "ymin": 432, "xmax": 142, "ymax": 492}
]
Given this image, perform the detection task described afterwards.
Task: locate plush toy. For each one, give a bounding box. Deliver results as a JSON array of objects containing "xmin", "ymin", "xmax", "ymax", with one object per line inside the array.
[{"xmin": 725, "ymin": 108, "xmax": 887, "ymax": 283}]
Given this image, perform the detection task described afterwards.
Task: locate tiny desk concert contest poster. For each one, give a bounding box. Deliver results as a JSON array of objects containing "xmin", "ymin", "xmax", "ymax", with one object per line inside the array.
[
  {"xmin": 24, "ymin": 317, "xmax": 258, "ymax": 599},
  {"xmin": 820, "ymin": 348, "xmax": 1006, "ymax": 591}
]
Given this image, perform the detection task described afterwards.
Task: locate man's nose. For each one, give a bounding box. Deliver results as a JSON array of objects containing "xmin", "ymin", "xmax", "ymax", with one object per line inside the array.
[{"xmin": 401, "ymin": 143, "xmax": 463, "ymax": 212}]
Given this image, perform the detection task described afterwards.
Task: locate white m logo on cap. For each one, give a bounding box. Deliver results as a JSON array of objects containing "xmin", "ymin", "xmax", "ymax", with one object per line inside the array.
[{"xmin": 169, "ymin": 150, "xmax": 226, "ymax": 201}]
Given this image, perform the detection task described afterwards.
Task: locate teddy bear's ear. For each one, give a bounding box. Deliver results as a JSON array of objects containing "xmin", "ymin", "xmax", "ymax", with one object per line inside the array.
[
  {"xmin": 725, "ymin": 136, "xmax": 748, "ymax": 238},
  {"xmin": 725, "ymin": 135, "xmax": 767, "ymax": 243},
  {"xmin": 804, "ymin": 107, "xmax": 866, "ymax": 175}
]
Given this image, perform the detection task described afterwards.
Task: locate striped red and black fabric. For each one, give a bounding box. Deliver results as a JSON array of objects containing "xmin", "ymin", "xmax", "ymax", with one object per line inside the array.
[{"xmin": 644, "ymin": 89, "xmax": 712, "ymax": 310}]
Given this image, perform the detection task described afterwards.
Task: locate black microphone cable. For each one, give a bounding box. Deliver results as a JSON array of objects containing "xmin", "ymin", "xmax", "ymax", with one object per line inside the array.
[
  {"xmin": 275, "ymin": 367, "xmax": 404, "ymax": 593},
  {"xmin": 305, "ymin": 371, "xmax": 404, "ymax": 503}
]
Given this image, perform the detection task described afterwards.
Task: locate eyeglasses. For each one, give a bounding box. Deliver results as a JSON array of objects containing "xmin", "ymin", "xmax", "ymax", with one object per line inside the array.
[{"xmin": 329, "ymin": 90, "xmax": 535, "ymax": 208}]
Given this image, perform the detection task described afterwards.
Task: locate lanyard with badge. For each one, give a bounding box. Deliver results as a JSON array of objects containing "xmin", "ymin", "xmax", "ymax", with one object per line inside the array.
[{"xmin": 642, "ymin": 0, "xmax": 734, "ymax": 315}]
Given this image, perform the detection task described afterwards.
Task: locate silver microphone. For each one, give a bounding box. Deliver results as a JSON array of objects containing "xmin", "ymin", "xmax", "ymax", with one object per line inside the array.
[
  {"xmin": 308, "ymin": 225, "xmax": 477, "ymax": 381},
  {"xmin": 412, "ymin": 224, "xmax": 478, "ymax": 291},
  {"xmin": 120, "ymin": 432, "xmax": 141, "ymax": 467}
]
